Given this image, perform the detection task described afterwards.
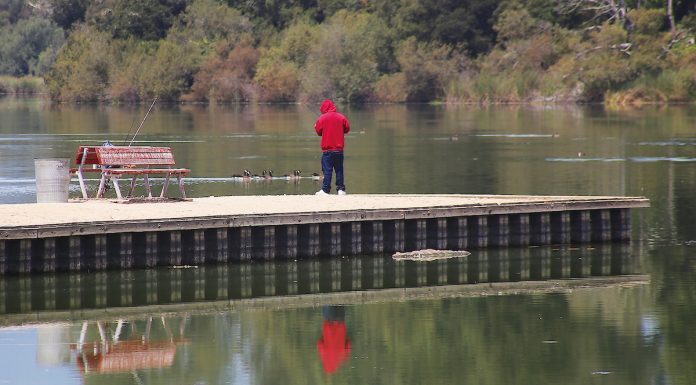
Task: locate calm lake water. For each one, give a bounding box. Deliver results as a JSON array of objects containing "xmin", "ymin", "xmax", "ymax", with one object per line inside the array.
[{"xmin": 0, "ymin": 96, "xmax": 695, "ymax": 384}]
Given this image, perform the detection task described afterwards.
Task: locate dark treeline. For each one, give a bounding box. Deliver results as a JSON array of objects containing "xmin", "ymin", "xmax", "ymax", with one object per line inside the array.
[{"xmin": 2, "ymin": 0, "xmax": 696, "ymax": 104}]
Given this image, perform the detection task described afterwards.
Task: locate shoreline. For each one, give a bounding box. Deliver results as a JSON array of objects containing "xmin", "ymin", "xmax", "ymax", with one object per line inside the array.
[{"xmin": 2, "ymin": 95, "xmax": 692, "ymax": 108}]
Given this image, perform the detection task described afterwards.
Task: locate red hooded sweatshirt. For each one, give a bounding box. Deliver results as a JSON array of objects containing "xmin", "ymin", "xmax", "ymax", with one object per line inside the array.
[{"xmin": 314, "ymin": 99, "xmax": 350, "ymax": 152}]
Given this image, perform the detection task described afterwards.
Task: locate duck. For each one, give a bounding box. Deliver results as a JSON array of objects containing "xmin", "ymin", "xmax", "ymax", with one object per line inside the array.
[
  {"xmin": 290, "ymin": 170, "xmax": 301, "ymax": 180},
  {"xmin": 311, "ymin": 172, "xmax": 323, "ymax": 180},
  {"xmin": 263, "ymin": 170, "xmax": 273, "ymax": 180}
]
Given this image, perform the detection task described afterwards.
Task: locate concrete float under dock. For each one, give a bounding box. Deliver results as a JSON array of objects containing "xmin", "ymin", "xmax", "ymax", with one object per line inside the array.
[{"xmin": 0, "ymin": 194, "xmax": 649, "ymax": 274}]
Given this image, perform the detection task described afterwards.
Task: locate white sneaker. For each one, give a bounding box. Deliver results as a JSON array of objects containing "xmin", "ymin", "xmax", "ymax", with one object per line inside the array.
[
  {"xmin": 337, "ymin": 190, "xmax": 347, "ymax": 196},
  {"xmin": 315, "ymin": 190, "xmax": 329, "ymax": 195}
]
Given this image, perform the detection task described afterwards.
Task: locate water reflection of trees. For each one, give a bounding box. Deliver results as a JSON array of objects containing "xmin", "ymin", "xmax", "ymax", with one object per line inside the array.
[
  {"xmin": 655, "ymin": 245, "xmax": 696, "ymax": 385},
  {"xmin": 239, "ymin": 284, "xmax": 658, "ymax": 385},
  {"xmin": 29, "ymin": 280, "xmax": 658, "ymax": 385}
]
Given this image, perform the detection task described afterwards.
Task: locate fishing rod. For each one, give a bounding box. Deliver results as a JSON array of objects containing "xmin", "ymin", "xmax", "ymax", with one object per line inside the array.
[
  {"xmin": 299, "ymin": 102, "xmax": 319, "ymax": 117},
  {"xmin": 128, "ymin": 97, "xmax": 158, "ymax": 146}
]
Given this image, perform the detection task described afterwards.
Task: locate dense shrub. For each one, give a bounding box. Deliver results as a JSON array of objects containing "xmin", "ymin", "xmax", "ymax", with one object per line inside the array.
[
  {"xmin": 86, "ymin": 0, "xmax": 187, "ymax": 40},
  {"xmin": 494, "ymin": 7, "xmax": 538, "ymax": 45},
  {"xmin": 7, "ymin": 0, "xmax": 696, "ymax": 105},
  {"xmin": 373, "ymin": 73, "xmax": 408, "ymax": 102},
  {"xmin": 186, "ymin": 37, "xmax": 259, "ymax": 102},
  {"xmin": 300, "ymin": 11, "xmax": 392, "ymax": 102},
  {"xmin": 169, "ymin": 0, "xmax": 252, "ymax": 43},
  {"xmin": 0, "ymin": 76, "xmax": 45, "ymax": 94},
  {"xmin": 138, "ymin": 38, "xmax": 200, "ymax": 100},
  {"xmin": 108, "ymin": 39, "xmax": 156, "ymax": 102},
  {"xmin": 254, "ymin": 21, "xmax": 318, "ymax": 102},
  {"xmin": 0, "ymin": 17, "xmax": 64, "ymax": 76},
  {"xmin": 0, "ymin": 0, "xmax": 29, "ymax": 26},
  {"xmin": 394, "ymin": 38, "xmax": 459, "ymax": 102},
  {"xmin": 50, "ymin": 0, "xmax": 89, "ymax": 29},
  {"xmin": 45, "ymin": 24, "xmax": 110, "ymax": 101}
]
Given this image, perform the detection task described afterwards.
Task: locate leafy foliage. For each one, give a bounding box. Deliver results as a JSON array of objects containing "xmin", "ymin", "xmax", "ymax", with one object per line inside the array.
[
  {"xmin": 45, "ymin": 24, "xmax": 111, "ymax": 101},
  {"xmin": 49, "ymin": 0, "xmax": 89, "ymax": 29},
  {"xmin": 86, "ymin": 0, "xmax": 188, "ymax": 40},
  {"xmin": 171, "ymin": 0, "xmax": 252, "ymax": 43},
  {"xmin": 0, "ymin": 0, "xmax": 29, "ymax": 26},
  {"xmin": 5, "ymin": 0, "xmax": 696, "ymax": 104},
  {"xmin": 300, "ymin": 11, "xmax": 392, "ymax": 102},
  {"xmin": 0, "ymin": 17, "xmax": 64, "ymax": 76},
  {"xmin": 254, "ymin": 21, "xmax": 319, "ymax": 102},
  {"xmin": 187, "ymin": 36, "xmax": 260, "ymax": 102},
  {"xmin": 394, "ymin": 0, "xmax": 499, "ymax": 55}
]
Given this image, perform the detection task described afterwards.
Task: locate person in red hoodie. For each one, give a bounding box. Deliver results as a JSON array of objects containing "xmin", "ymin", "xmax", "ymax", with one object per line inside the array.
[{"xmin": 314, "ymin": 99, "xmax": 350, "ymax": 195}]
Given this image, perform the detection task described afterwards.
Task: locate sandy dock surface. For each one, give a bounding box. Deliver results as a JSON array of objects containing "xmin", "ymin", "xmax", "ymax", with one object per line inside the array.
[{"xmin": 0, "ymin": 194, "xmax": 648, "ymax": 228}]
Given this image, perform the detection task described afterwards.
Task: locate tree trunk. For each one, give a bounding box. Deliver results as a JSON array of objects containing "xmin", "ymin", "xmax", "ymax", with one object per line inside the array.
[{"xmin": 667, "ymin": 0, "xmax": 676, "ymax": 33}]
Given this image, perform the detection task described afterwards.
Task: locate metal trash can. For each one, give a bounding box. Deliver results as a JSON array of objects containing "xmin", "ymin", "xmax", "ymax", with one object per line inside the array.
[{"xmin": 34, "ymin": 158, "xmax": 70, "ymax": 203}]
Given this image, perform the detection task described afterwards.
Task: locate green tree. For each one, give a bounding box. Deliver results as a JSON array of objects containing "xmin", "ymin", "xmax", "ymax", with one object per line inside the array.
[
  {"xmin": 396, "ymin": 37, "xmax": 459, "ymax": 102},
  {"xmin": 138, "ymin": 38, "xmax": 200, "ymax": 100},
  {"xmin": 170, "ymin": 0, "xmax": 252, "ymax": 43},
  {"xmin": 108, "ymin": 38, "xmax": 158, "ymax": 102},
  {"xmin": 394, "ymin": 0, "xmax": 498, "ymax": 55},
  {"xmin": 494, "ymin": 7, "xmax": 539, "ymax": 45},
  {"xmin": 187, "ymin": 36, "xmax": 260, "ymax": 102},
  {"xmin": 45, "ymin": 24, "xmax": 111, "ymax": 101},
  {"xmin": 49, "ymin": 0, "xmax": 89, "ymax": 29},
  {"xmin": 0, "ymin": 17, "xmax": 65, "ymax": 76},
  {"xmin": 301, "ymin": 10, "xmax": 394, "ymax": 102},
  {"xmin": 0, "ymin": 0, "xmax": 29, "ymax": 26},
  {"xmin": 226, "ymin": 0, "xmax": 319, "ymax": 30},
  {"xmin": 86, "ymin": 0, "xmax": 188, "ymax": 40},
  {"xmin": 254, "ymin": 21, "xmax": 319, "ymax": 102}
]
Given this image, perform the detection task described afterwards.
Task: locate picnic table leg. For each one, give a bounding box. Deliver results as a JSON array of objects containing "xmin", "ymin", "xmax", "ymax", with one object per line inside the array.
[
  {"xmin": 96, "ymin": 174, "xmax": 107, "ymax": 198},
  {"xmin": 177, "ymin": 174, "xmax": 186, "ymax": 199},
  {"xmin": 128, "ymin": 175, "xmax": 137, "ymax": 198},
  {"xmin": 160, "ymin": 174, "xmax": 172, "ymax": 198},
  {"xmin": 112, "ymin": 176, "xmax": 123, "ymax": 199},
  {"xmin": 77, "ymin": 147, "xmax": 89, "ymax": 199},
  {"xmin": 77, "ymin": 169, "xmax": 88, "ymax": 199},
  {"xmin": 144, "ymin": 174, "xmax": 153, "ymax": 198}
]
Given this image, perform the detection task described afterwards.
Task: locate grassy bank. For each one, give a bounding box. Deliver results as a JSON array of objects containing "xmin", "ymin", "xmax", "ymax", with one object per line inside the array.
[{"xmin": 0, "ymin": 76, "xmax": 45, "ymax": 95}]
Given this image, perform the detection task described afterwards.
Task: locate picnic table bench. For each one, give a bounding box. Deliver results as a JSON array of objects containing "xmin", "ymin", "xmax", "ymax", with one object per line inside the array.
[{"xmin": 72, "ymin": 145, "xmax": 190, "ymax": 199}]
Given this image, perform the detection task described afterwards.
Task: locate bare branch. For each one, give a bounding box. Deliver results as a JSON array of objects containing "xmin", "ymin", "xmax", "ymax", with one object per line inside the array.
[
  {"xmin": 25, "ymin": 0, "xmax": 52, "ymax": 17},
  {"xmin": 558, "ymin": 0, "xmax": 629, "ymax": 26}
]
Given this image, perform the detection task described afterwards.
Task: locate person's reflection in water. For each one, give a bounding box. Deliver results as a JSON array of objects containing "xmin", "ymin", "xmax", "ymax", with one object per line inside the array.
[{"xmin": 317, "ymin": 306, "xmax": 351, "ymax": 375}]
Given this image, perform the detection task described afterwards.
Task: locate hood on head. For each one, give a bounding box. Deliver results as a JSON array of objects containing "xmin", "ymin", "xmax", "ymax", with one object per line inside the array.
[{"xmin": 320, "ymin": 99, "xmax": 336, "ymax": 114}]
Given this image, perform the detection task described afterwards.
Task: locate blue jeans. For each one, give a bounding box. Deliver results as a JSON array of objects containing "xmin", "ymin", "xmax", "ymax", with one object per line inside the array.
[{"xmin": 321, "ymin": 151, "xmax": 345, "ymax": 193}]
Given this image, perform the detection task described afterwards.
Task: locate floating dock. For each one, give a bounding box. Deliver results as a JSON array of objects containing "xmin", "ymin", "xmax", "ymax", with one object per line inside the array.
[{"xmin": 0, "ymin": 194, "xmax": 649, "ymax": 274}]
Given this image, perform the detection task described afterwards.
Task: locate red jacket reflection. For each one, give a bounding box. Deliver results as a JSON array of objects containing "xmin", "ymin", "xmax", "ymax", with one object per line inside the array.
[{"xmin": 317, "ymin": 320, "xmax": 352, "ymax": 374}]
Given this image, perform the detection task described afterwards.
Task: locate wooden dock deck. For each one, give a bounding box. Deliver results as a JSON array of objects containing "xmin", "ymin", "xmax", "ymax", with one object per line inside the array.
[{"xmin": 0, "ymin": 194, "xmax": 649, "ymax": 274}]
